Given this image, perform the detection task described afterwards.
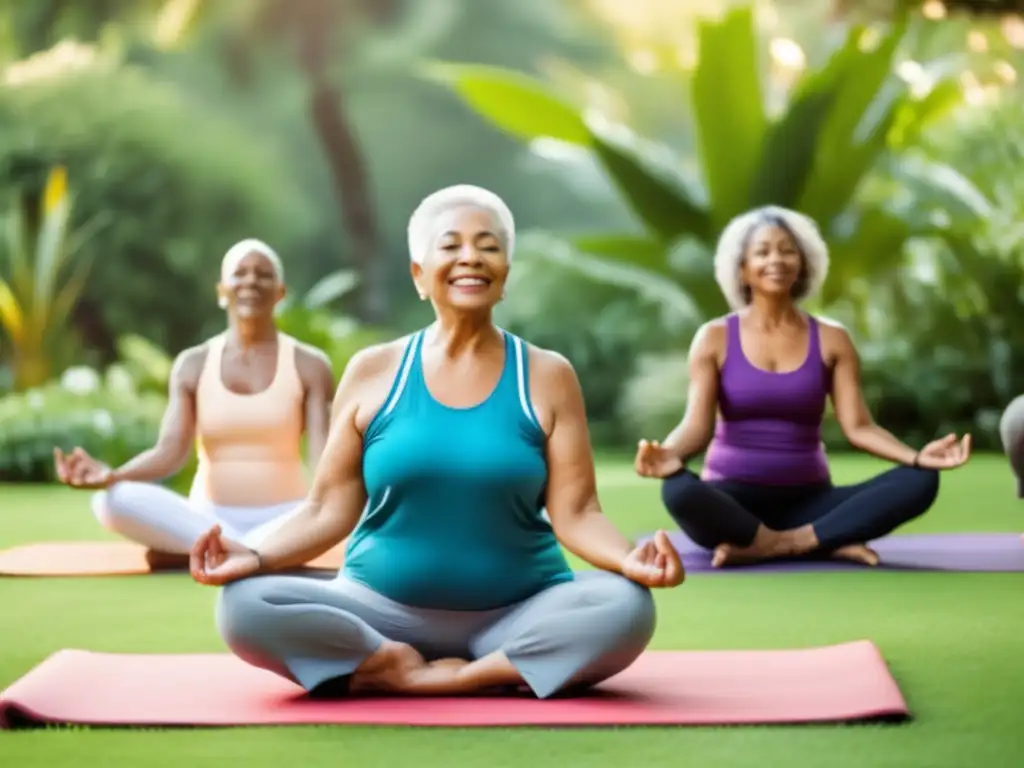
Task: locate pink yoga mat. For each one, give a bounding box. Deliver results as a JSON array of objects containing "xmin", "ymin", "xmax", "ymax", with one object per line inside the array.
[{"xmin": 0, "ymin": 641, "xmax": 908, "ymax": 729}]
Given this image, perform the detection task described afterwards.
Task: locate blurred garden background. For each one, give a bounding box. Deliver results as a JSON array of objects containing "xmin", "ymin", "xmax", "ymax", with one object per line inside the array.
[{"xmin": 1, "ymin": 0, "xmax": 1022, "ymax": 488}]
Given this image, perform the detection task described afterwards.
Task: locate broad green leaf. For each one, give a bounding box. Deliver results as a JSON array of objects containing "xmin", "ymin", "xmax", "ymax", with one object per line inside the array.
[
  {"xmin": 419, "ymin": 61, "xmax": 591, "ymax": 146},
  {"xmin": 798, "ymin": 22, "xmax": 908, "ymax": 222},
  {"xmin": 691, "ymin": 5, "xmax": 768, "ymax": 228},
  {"xmin": 589, "ymin": 127, "xmax": 711, "ymax": 244},
  {"xmin": 571, "ymin": 233, "xmax": 674, "ymax": 279},
  {"xmin": 888, "ymin": 77, "xmax": 962, "ymax": 149},
  {"xmin": 887, "ymin": 151, "xmax": 993, "ymax": 221},
  {"xmin": 529, "ymin": 235, "xmax": 702, "ymax": 328},
  {"xmin": 747, "ymin": 75, "xmax": 839, "ymax": 209},
  {"xmin": 746, "ymin": 28, "xmax": 864, "ymax": 211},
  {"xmin": 822, "ymin": 204, "xmax": 951, "ymax": 303},
  {"xmin": 303, "ymin": 269, "xmax": 360, "ymax": 309}
]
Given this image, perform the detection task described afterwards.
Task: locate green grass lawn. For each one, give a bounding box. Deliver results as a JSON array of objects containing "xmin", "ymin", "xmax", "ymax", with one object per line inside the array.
[{"xmin": 1, "ymin": 454, "xmax": 1021, "ymax": 767}]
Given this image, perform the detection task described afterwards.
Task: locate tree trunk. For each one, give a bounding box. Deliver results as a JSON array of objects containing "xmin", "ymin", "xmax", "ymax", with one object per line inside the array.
[{"xmin": 308, "ymin": 78, "xmax": 389, "ymax": 324}]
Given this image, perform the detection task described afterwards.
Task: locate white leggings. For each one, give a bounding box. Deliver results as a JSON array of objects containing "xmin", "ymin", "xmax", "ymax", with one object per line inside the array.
[{"xmin": 91, "ymin": 481, "xmax": 304, "ymax": 554}]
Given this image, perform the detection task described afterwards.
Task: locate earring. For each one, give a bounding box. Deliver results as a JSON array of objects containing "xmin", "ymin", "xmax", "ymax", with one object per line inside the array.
[
  {"xmin": 418, "ymin": 293, "xmax": 427, "ymax": 301},
  {"xmin": 218, "ymin": 296, "xmax": 228, "ymax": 309}
]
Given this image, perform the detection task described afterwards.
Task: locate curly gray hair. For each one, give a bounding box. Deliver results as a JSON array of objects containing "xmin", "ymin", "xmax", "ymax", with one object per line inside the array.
[
  {"xmin": 407, "ymin": 185, "xmax": 515, "ymax": 265},
  {"xmin": 713, "ymin": 206, "xmax": 829, "ymax": 310}
]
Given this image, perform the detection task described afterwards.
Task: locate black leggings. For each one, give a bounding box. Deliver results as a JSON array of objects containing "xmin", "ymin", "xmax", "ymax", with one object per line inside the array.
[{"xmin": 661, "ymin": 465, "xmax": 940, "ymax": 552}]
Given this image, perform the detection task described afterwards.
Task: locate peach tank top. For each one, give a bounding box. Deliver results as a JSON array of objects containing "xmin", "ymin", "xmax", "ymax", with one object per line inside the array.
[{"xmin": 190, "ymin": 333, "xmax": 308, "ymax": 507}]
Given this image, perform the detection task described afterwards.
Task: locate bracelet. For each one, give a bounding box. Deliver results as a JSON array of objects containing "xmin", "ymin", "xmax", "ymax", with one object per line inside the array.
[
  {"xmin": 911, "ymin": 453, "xmax": 920, "ymax": 468},
  {"xmin": 250, "ymin": 548, "xmax": 263, "ymax": 570}
]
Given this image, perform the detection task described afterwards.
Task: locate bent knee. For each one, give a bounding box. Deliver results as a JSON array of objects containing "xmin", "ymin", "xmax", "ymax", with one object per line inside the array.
[
  {"xmin": 92, "ymin": 481, "xmax": 151, "ymax": 526},
  {"xmin": 660, "ymin": 470, "xmax": 705, "ymax": 511},
  {"xmin": 906, "ymin": 466, "xmax": 940, "ymax": 509},
  {"xmin": 586, "ymin": 573, "xmax": 657, "ymax": 648},
  {"xmin": 216, "ymin": 577, "xmax": 279, "ymax": 650}
]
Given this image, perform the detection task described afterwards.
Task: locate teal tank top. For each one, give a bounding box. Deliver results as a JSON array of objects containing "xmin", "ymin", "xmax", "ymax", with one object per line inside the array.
[{"xmin": 342, "ymin": 328, "xmax": 574, "ymax": 611}]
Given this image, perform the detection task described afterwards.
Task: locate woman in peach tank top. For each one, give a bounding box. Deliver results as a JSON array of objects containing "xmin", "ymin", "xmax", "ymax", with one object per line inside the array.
[{"xmin": 53, "ymin": 240, "xmax": 335, "ymax": 569}]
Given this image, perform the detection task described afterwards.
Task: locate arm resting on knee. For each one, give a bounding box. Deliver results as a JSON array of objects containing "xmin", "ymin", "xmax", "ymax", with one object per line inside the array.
[
  {"xmin": 534, "ymin": 350, "xmax": 633, "ymax": 574},
  {"xmin": 828, "ymin": 326, "xmax": 918, "ymax": 465}
]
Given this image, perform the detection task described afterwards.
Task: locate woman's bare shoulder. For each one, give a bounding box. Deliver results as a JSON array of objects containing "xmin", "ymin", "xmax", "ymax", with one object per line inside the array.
[
  {"xmin": 688, "ymin": 316, "xmax": 729, "ymax": 363},
  {"xmin": 344, "ymin": 335, "xmax": 415, "ymax": 383},
  {"xmin": 170, "ymin": 342, "xmax": 212, "ymax": 390}
]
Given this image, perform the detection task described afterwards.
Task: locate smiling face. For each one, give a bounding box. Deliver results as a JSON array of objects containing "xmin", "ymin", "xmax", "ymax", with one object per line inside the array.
[
  {"xmin": 217, "ymin": 250, "xmax": 286, "ymax": 320},
  {"xmin": 738, "ymin": 221, "xmax": 805, "ymax": 303},
  {"xmin": 411, "ymin": 206, "xmax": 509, "ymax": 313}
]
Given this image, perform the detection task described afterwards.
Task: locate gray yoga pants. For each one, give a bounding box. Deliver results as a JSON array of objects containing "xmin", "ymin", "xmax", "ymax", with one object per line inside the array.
[
  {"xmin": 1000, "ymin": 394, "xmax": 1024, "ymax": 498},
  {"xmin": 216, "ymin": 569, "xmax": 656, "ymax": 699}
]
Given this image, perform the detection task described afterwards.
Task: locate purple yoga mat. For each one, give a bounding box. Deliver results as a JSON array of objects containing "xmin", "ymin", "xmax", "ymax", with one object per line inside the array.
[{"xmin": 640, "ymin": 532, "xmax": 1024, "ymax": 573}]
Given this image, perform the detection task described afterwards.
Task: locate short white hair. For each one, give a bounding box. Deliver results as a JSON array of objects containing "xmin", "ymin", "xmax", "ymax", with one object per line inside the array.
[
  {"xmin": 407, "ymin": 184, "xmax": 515, "ymax": 265},
  {"xmin": 713, "ymin": 206, "xmax": 829, "ymax": 310},
  {"xmin": 221, "ymin": 239, "xmax": 284, "ymax": 282}
]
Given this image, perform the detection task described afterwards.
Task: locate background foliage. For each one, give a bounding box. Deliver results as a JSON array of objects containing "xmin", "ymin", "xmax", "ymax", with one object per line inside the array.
[{"xmin": 0, "ymin": 0, "xmax": 1021, "ymax": 481}]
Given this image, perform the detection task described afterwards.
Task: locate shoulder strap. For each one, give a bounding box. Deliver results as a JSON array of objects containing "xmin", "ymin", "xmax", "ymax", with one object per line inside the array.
[
  {"xmin": 720, "ymin": 313, "xmax": 741, "ymax": 368},
  {"xmin": 509, "ymin": 332, "xmax": 540, "ymax": 428},
  {"xmin": 806, "ymin": 315, "xmax": 820, "ymax": 351},
  {"xmin": 379, "ymin": 330, "xmax": 424, "ymax": 419},
  {"xmin": 274, "ymin": 332, "xmax": 302, "ymax": 384},
  {"xmin": 197, "ymin": 334, "xmax": 225, "ymax": 391},
  {"xmin": 727, "ymin": 312, "xmax": 740, "ymax": 342}
]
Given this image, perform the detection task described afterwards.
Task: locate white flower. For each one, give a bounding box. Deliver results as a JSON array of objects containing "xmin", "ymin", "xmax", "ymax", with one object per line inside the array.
[
  {"xmin": 91, "ymin": 410, "xmax": 114, "ymax": 436},
  {"xmin": 60, "ymin": 366, "xmax": 101, "ymax": 396},
  {"xmin": 105, "ymin": 365, "xmax": 136, "ymax": 397}
]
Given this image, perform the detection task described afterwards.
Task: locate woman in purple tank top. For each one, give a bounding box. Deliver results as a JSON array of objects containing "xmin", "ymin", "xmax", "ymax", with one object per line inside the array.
[{"xmin": 634, "ymin": 206, "xmax": 972, "ymax": 568}]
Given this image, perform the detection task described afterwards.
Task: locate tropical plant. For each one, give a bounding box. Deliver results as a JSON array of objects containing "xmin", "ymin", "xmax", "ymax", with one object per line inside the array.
[
  {"xmin": 275, "ymin": 268, "xmax": 390, "ymax": 375},
  {"xmin": 0, "ymin": 0, "xmax": 394, "ymax": 323},
  {"xmin": 0, "ymin": 166, "xmax": 106, "ymax": 391},
  {"xmin": 0, "ymin": 56, "xmax": 314, "ymax": 358},
  {"xmin": 115, "ymin": 333, "xmax": 175, "ymax": 395},
  {"xmin": 422, "ymin": 5, "xmax": 990, "ymax": 329}
]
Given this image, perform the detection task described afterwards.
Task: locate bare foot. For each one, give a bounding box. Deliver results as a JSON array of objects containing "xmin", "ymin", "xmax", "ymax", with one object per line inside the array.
[
  {"xmin": 400, "ymin": 658, "xmax": 476, "ymax": 695},
  {"xmin": 711, "ymin": 543, "xmax": 761, "ymax": 568},
  {"xmin": 144, "ymin": 549, "xmax": 190, "ymax": 570},
  {"xmin": 349, "ymin": 641, "xmax": 427, "ymax": 694},
  {"xmin": 831, "ymin": 544, "xmax": 879, "ymax": 566},
  {"xmin": 711, "ymin": 527, "xmax": 801, "ymax": 568}
]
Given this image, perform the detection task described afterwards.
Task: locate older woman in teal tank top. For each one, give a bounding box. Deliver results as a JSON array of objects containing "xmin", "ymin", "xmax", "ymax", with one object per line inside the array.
[
  {"xmin": 635, "ymin": 206, "xmax": 972, "ymax": 568},
  {"xmin": 187, "ymin": 185, "xmax": 684, "ymax": 699}
]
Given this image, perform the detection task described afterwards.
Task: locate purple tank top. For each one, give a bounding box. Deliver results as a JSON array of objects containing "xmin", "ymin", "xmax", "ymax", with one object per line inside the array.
[{"xmin": 702, "ymin": 313, "xmax": 831, "ymax": 486}]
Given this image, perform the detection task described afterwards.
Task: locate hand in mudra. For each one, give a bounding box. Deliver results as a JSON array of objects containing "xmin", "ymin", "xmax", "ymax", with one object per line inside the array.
[
  {"xmin": 622, "ymin": 530, "xmax": 685, "ymax": 588},
  {"xmin": 53, "ymin": 447, "xmax": 113, "ymax": 489},
  {"xmin": 634, "ymin": 439, "xmax": 684, "ymax": 479},
  {"xmin": 190, "ymin": 525, "xmax": 260, "ymax": 586},
  {"xmin": 916, "ymin": 433, "xmax": 972, "ymax": 470}
]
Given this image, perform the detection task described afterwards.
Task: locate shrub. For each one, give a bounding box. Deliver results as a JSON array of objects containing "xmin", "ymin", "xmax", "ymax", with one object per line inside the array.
[
  {"xmin": 0, "ymin": 367, "xmax": 178, "ymax": 486},
  {"xmin": 0, "ymin": 57, "xmax": 315, "ymax": 357}
]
